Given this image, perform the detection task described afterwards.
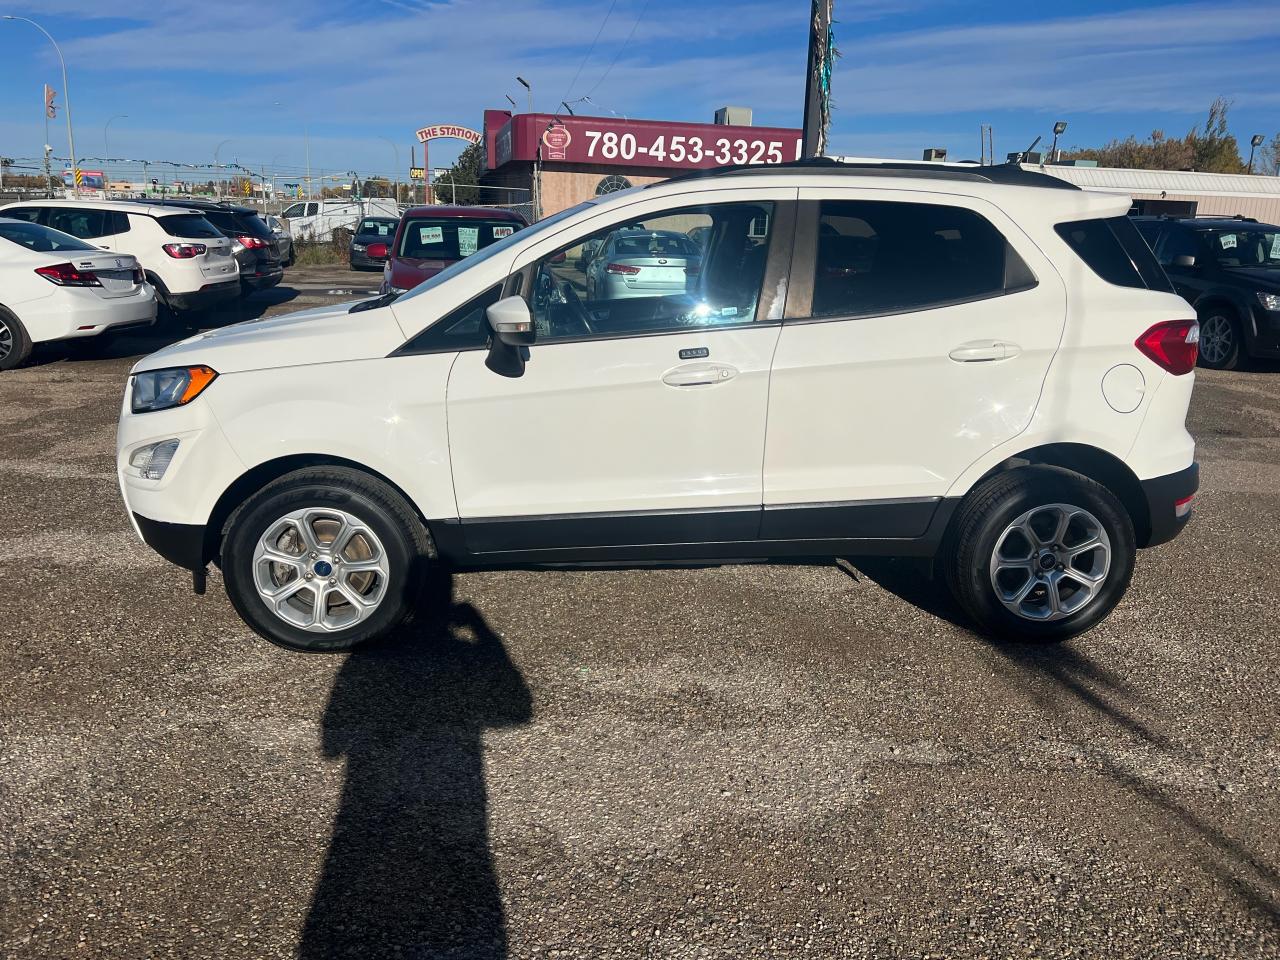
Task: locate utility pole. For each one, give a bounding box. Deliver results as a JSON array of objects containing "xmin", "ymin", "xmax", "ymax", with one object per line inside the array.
[
  {"xmin": 801, "ymin": 0, "xmax": 834, "ymax": 158},
  {"xmin": 4, "ymin": 17, "xmax": 78, "ymax": 192}
]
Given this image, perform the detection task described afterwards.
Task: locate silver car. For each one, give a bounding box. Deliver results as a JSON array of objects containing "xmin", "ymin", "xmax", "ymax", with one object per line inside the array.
[{"xmin": 584, "ymin": 229, "xmax": 702, "ymax": 300}]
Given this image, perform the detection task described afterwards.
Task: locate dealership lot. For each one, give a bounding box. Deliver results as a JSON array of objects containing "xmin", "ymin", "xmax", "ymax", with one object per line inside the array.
[{"xmin": 1, "ymin": 285, "xmax": 1278, "ymax": 957}]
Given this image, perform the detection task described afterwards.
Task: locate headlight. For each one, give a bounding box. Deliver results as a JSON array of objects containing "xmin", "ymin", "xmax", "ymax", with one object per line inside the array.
[
  {"xmin": 131, "ymin": 366, "xmax": 218, "ymax": 414},
  {"xmin": 128, "ymin": 439, "xmax": 180, "ymax": 480},
  {"xmin": 1256, "ymin": 291, "xmax": 1280, "ymax": 311}
]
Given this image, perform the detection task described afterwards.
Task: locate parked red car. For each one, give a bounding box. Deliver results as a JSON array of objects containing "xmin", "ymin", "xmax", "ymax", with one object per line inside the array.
[{"xmin": 372, "ymin": 205, "xmax": 527, "ymax": 295}]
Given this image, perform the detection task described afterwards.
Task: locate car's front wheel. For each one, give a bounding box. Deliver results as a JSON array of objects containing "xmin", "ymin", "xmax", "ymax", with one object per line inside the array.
[
  {"xmin": 944, "ymin": 466, "xmax": 1135, "ymax": 643},
  {"xmin": 221, "ymin": 466, "xmax": 436, "ymax": 652}
]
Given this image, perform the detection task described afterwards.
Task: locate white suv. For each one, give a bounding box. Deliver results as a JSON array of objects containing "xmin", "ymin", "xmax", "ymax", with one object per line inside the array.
[
  {"xmin": 0, "ymin": 199, "xmax": 239, "ymax": 317},
  {"xmin": 116, "ymin": 161, "xmax": 1200, "ymax": 652}
]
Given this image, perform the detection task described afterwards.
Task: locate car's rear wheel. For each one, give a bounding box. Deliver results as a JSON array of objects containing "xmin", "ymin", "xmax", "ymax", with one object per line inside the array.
[
  {"xmin": 221, "ymin": 466, "xmax": 436, "ymax": 652},
  {"xmin": 1197, "ymin": 306, "xmax": 1243, "ymax": 370},
  {"xmin": 944, "ymin": 466, "xmax": 1135, "ymax": 643},
  {"xmin": 0, "ymin": 309, "xmax": 33, "ymax": 372}
]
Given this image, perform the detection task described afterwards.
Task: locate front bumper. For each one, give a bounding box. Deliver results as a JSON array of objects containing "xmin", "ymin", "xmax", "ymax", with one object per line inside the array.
[
  {"xmin": 350, "ymin": 251, "xmax": 387, "ymax": 270},
  {"xmin": 134, "ymin": 513, "xmax": 206, "ymax": 570},
  {"xmin": 1140, "ymin": 462, "xmax": 1199, "ymax": 547}
]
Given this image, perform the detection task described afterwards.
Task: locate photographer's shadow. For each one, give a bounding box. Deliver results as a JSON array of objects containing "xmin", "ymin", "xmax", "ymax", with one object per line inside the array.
[{"xmin": 300, "ymin": 579, "xmax": 532, "ymax": 959}]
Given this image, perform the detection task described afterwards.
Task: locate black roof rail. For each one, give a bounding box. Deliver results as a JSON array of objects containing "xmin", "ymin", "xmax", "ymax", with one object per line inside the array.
[{"xmin": 650, "ymin": 157, "xmax": 1079, "ymax": 191}]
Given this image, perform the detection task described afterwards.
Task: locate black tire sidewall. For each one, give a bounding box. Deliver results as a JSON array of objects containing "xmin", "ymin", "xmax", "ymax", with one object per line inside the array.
[
  {"xmin": 950, "ymin": 469, "xmax": 1136, "ymax": 643},
  {"xmin": 223, "ymin": 479, "xmax": 420, "ymax": 652},
  {"xmin": 0, "ymin": 309, "xmax": 33, "ymax": 372}
]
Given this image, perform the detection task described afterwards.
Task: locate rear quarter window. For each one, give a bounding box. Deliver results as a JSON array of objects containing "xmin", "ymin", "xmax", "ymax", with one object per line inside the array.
[{"xmin": 1055, "ymin": 217, "xmax": 1174, "ymax": 292}]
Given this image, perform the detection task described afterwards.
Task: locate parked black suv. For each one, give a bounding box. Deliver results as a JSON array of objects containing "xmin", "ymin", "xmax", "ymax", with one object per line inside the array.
[
  {"xmin": 349, "ymin": 216, "xmax": 399, "ymax": 270},
  {"xmin": 1132, "ymin": 215, "xmax": 1280, "ymax": 369},
  {"xmin": 151, "ymin": 199, "xmax": 284, "ymax": 294}
]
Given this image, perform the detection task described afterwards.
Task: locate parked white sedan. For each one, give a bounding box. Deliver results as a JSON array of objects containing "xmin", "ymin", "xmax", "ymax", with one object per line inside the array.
[{"xmin": 0, "ymin": 217, "xmax": 157, "ymax": 370}]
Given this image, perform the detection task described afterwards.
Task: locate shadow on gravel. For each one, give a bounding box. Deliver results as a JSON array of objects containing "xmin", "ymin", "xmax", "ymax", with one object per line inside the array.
[
  {"xmin": 300, "ymin": 579, "xmax": 533, "ymax": 959},
  {"xmin": 853, "ymin": 556, "xmax": 1280, "ymax": 927}
]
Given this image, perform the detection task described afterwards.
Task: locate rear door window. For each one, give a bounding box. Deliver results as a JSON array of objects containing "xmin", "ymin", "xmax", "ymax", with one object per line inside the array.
[
  {"xmin": 810, "ymin": 200, "xmax": 1026, "ymax": 318},
  {"xmin": 46, "ymin": 207, "xmax": 113, "ymax": 240},
  {"xmin": 1055, "ymin": 217, "xmax": 1174, "ymax": 292}
]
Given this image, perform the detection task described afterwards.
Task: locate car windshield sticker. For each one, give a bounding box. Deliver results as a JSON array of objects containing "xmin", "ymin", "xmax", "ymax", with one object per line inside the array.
[
  {"xmin": 492, "ymin": 225, "xmax": 515, "ymax": 239},
  {"xmin": 458, "ymin": 226, "xmax": 479, "ymax": 257},
  {"xmin": 1271, "ymin": 235, "xmax": 1280, "ymax": 259},
  {"xmin": 1219, "ymin": 233, "xmax": 1237, "ymax": 250},
  {"xmin": 419, "ymin": 226, "xmax": 443, "ymax": 245}
]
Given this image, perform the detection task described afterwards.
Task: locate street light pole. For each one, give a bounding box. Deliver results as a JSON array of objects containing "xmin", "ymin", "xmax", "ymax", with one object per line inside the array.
[
  {"xmin": 516, "ymin": 76, "xmax": 540, "ymax": 219},
  {"xmin": 379, "ymin": 136, "xmax": 400, "ymax": 204},
  {"xmin": 4, "ymin": 16, "xmax": 78, "ymax": 191},
  {"xmin": 213, "ymin": 138, "xmax": 233, "ymax": 199},
  {"xmin": 104, "ymin": 113, "xmax": 127, "ymax": 158},
  {"xmin": 1249, "ymin": 134, "xmax": 1264, "ymax": 174}
]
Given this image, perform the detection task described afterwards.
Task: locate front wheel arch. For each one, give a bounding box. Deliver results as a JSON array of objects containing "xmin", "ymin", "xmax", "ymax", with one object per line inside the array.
[{"xmin": 205, "ymin": 454, "xmax": 433, "ymax": 569}]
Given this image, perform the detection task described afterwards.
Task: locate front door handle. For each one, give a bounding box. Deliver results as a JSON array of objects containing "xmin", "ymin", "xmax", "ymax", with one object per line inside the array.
[
  {"xmin": 661, "ymin": 361, "xmax": 739, "ymax": 387},
  {"xmin": 948, "ymin": 340, "xmax": 1021, "ymax": 362}
]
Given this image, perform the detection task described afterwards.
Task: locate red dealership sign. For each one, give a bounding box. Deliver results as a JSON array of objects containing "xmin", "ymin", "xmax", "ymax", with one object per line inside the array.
[{"xmin": 486, "ymin": 112, "xmax": 803, "ymax": 172}]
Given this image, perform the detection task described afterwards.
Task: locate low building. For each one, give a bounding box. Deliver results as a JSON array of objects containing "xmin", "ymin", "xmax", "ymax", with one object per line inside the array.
[
  {"xmin": 479, "ymin": 108, "xmax": 803, "ymax": 218},
  {"xmin": 1029, "ymin": 162, "xmax": 1280, "ymax": 222}
]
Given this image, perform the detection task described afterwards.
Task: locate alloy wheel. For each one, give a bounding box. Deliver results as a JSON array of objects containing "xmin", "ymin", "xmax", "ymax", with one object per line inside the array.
[
  {"xmin": 1199, "ymin": 314, "xmax": 1234, "ymax": 366},
  {"xmin": 0, "ymin": 317, "xmax": 12, "ymax": 362},
  {"xmin": 988, "ymin": 503, "xmax": 1112, "ymax": 621},
  {"xmin": 251, "ymin": 507, "xmax": 390, "ymax": 632}
]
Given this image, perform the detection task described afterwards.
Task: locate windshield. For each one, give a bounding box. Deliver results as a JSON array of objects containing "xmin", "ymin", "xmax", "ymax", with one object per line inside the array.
[
  {"xmin": 358, "ymin": 219, "xmax": 397, "ymax": 236},
  {"xmin": 397, "ymin": 217, "xmax": 522, "ymax": 260},
  {"xmin": 1204, "ymin": 228, "xmax": 1280, "ymax": 268},
  {"xmin": 0, "ymin": 220, "xmax": 98, "ymax": 252},
  {"xmin": 397, "ymin": 202, "xmax": 593, "ymax": 303}
]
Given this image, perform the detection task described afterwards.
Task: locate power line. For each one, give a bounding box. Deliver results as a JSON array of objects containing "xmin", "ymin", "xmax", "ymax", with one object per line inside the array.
[
  {"xmin": 562, "ymin": 0, "xmax": 619, "ymax": 105},
  {"xmin": 584, "ymin": 0, "xmax": 652, "ymax": 100}
]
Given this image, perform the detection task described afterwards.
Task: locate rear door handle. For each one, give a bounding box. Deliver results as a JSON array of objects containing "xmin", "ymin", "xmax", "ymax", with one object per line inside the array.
[
  {"xmin": 662, "ymin": 361, "xmax": 738, "ymax": 387},
  {"xmin": 948, "ymin": 340, "xmax": 1021, "ymax": 362}
]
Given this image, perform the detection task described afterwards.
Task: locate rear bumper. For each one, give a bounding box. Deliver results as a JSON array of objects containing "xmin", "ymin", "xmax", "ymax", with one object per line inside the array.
[
  {"xmin": 1140, "ymin": 462, "xmax": 1199, "ymax": 548},
  {"xmin": 20, "ymin": 286, "xmax": 157, "ymax": 344},
  {"xmin": 168, "ymin": 280, "xmax": 240, "ymax": 312},
  {"xmin": 134, "ymin": 513, "xmax": 206, "ymax": 570},
  {"xmin": 241, "ymin": 264, "xmax": 284, "ymax": 291}
]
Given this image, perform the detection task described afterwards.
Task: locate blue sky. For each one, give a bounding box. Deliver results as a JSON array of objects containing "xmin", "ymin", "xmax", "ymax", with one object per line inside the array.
[{"xmin": 1, "ymin": 0, "xmax": 1277, "ymax": 182}]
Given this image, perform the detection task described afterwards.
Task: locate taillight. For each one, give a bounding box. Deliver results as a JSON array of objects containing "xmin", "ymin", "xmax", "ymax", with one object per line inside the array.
[
  {"xmin": 605, "ymin": 262, "xmax": 640, "ymax": 275},
  {"xmin": 163, "ymin": 243, "xmax": 207, "ymax": 259},
  {"xmin": 684, "ymin": 262, "xmax": 701, "ymax": 275},
  {"xmin": 1135, "ymin": 320, "xmax": 1199, "ymax": 375},
  {"xmin": 236, "ymin": 235, "xmax": 268, "ymax": 249},
  {"xmin": 35, "ymin": 262, "xmax": 101, "ymax": 287}
]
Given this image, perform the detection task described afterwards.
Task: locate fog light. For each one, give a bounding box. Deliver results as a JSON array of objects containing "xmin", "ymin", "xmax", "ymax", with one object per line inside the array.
[{"xmin": 129, "ymin": 439, "xmax": 180, "ymax": 481}]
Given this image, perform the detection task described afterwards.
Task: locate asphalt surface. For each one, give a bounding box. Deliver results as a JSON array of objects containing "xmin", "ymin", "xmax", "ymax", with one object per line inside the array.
[{"xmin": 1, "ymin": 275, "xmax": 1278, "ymax": 958}]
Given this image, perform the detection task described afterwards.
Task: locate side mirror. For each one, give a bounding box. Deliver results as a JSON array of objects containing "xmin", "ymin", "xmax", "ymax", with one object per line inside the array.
[
  {"xmin": 366, "ymin": 242, "xmax": 388, "ymax": 259},
  {"xmin": 486, "ymin": 295, "xmax": 536, "ymax": 346},
  {"xmin": 1172, "ymin": 254, "xmax": 1197, "ymax": 269}
]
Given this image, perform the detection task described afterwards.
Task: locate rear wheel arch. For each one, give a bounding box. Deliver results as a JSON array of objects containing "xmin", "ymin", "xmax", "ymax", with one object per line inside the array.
[
  {"xmin": 204, "ymin": 454, "xmax": 434, "ymax": 567},
  {"xmin": 964, "ymin": 443, "xmax": 1150, "ymax": 547}
]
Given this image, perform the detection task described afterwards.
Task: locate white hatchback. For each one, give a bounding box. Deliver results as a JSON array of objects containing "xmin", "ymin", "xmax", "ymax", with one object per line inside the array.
[
  {"xmin": 117, "ymin": 160, "xmax": 1200, "ymax": 652},
  {"xmin": 0, "ymin": 217, "xmax": 156, "ymax": 370}
]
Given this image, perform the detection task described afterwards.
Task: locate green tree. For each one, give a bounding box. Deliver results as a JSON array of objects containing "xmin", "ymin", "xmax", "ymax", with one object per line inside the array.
[
  {"xmin": 1060, "ymin": 99, "xmax": 1247, "ymax": 173},
  {"xmin": 431, "ymin": 141, "xmax": 484, "ymax": 205}
]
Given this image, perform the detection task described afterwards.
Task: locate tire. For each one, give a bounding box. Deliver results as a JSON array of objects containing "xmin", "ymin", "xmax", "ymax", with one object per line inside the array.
[
  {"xmin": 1197, "ymin": 305, "xmax": 1243, "ymax": 370},
  {"xmin": 0, "ymin": 308, "xmax": 33, "ymax": 372},
  {"xmin": 221, "ymin": 466, "xmax": 436, "ymax": 652},
  {"xmin": 944, "ymin": 466, "xmax": 1136, "ymax": 643}
]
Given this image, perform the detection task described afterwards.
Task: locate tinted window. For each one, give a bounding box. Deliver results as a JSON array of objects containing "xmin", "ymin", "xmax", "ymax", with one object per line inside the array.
[
  {"xmin": 1132, "ymin": 220, "xmax": 1163, "ymax": 249},
  {"xmin": 358, "ymin": 219, "xmax": 397, "ymax": 236},
  {"xmin": 1, "ymin": 207, "xmax": 44, "ymax": 223},
  {"xmin": 529, "ymin": 201, "xmax": 772, "ymax": 342},
  {"xmin": 399, "ymin": 285, "xmax": 502, "ymax": 353},
  {"xmin": 812, "ymin": 200, "xmax": 1019, "ymax": 317},
  {"xmin": 0, "ymin": 220, "xmax": 98, "ymax": 252},
  {"xmin": 156, "ymin": 214, "xmax": 223, "ymax": 239},
  {"xmin": 398, "ymin": 218, "xmax": 520, "ymax": 260},
  {"xmin": 1158, "ymin": 226, "xmax": 1200, "ymax": 267},
  {"xmin": 1055, "ymin": 217, "xmax": 1173, "ymax": 292},
  {"xmin": 45, "ymin": 207, "xmax": 123, "ymax": 240}
]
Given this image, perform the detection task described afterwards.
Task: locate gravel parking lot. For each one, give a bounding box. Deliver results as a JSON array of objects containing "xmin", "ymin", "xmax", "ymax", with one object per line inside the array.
[{"xmin": 1, "ymin": 278, "xmax": 1278, "ymax": 959}]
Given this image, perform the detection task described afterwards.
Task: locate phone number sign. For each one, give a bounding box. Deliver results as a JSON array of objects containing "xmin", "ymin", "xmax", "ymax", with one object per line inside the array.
[{"xmin": 491, "ymin": 113, "xmax": 803, "ymax": 171}]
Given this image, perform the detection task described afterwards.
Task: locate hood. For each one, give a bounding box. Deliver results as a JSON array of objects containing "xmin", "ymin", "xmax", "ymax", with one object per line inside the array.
[
  {"xmin": 389, "ymin": 256, "xmax": 453, "ymax": 291},
  {"xmin": 132, "ymin": 300, "xmax": 406, "ymax": 376},
  {"xmin": 1223, "ymin": 266, "xmax": 1280, "ymax": 289}
]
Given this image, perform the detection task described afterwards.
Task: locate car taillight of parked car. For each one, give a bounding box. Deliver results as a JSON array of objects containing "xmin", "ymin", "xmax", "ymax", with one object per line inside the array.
[
  {"xmin": 34, "ymin": 263, "xmax": 102, "ymax": 287},
  {"xmin": 605, "ymin": 262, "xmax": 641, "ymax": 275},
  {"xmin": 236, "ymin": 235, "xmax": 269, "ymax": 249},
  {"xmin": 162, "ymin": 243, "xmax": 208, "ymax": 259},
  {"xmin": 1135, "ymin": 320, "xmax": 1200, "ymax": 375}
]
